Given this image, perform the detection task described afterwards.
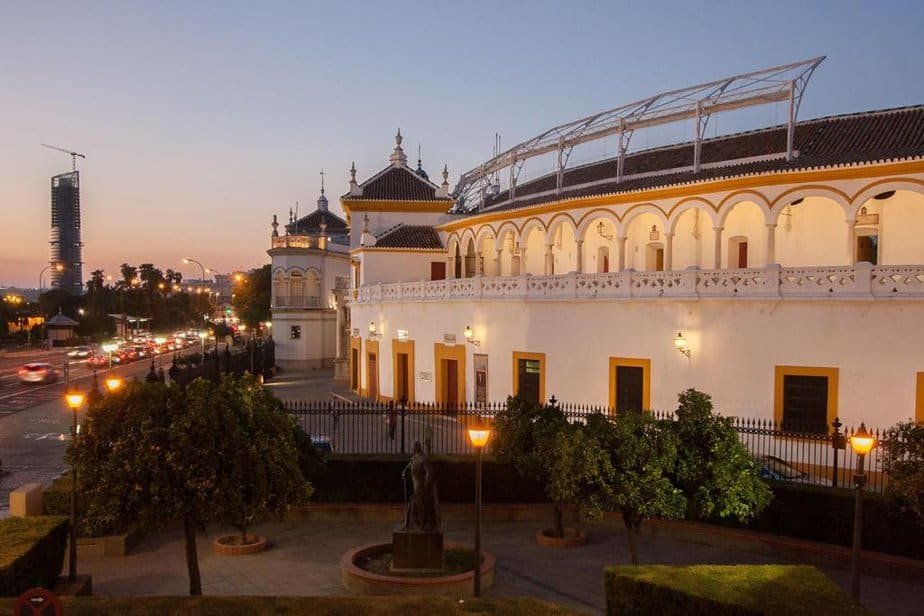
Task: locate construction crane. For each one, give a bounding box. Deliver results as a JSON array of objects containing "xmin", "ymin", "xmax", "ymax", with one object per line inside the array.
[{"xmin": 40, "ymin": 143, "xmax": 86, "ymax": 171}]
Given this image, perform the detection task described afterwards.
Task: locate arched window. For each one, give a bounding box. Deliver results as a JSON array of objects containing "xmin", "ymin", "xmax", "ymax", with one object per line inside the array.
[
  {"xmin": 306, "ymin": 270, "xmax": 321, "ymax": 307},
  {"xmin": 289, "ymin": 270, "xmax": 305, "ymax": 305},
  {"xmin": 272, "ymin": 270, "xmax": 285, "ymax": 306}
]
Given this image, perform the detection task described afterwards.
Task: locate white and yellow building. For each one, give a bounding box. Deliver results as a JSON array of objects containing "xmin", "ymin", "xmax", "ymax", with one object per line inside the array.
[{"xmin": 341, "ymin": 90, "xmax": 924, "ymax": 433}]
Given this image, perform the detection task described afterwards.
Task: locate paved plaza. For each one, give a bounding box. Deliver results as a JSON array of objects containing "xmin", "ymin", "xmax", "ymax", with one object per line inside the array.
[{"xmin": 79, "ymin": 516, "xmax": 923, "ymax": 615}]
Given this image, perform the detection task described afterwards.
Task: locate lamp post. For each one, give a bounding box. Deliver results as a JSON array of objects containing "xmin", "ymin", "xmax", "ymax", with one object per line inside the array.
[
  {"xmin": 64, "ymin": 389, "xmax": 86, "ymax": 582},
  {"xmin": 39, "ymin": 263, "xmax": 64, "ymax": 291},
  {"xmin": 101, "ymin": 342, "xmax": 118, "ymax": 369},
  {"xmin": 849, "ymin": 423, "xmax": 876, "ymax": 601},
  {"xmin": 466, "ymin": 425, "xmax": 492, "ymax": 597}
]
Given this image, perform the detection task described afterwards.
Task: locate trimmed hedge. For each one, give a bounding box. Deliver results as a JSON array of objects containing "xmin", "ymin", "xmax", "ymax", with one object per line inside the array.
[
  {"xmin": 707, "ymin": 481, "xmax": 924, "ymax": 560},
  {"xmin": 312, "ymin": 457, "xmax": 924, "ymax": 558},
  {"xmin": 605, "ymin": 565, "xmax": 869, "ymax": 616},
  {"xmin": 0, "ymin": 516, "xmax": 69, "ymax": 597},
  {"xmin": 311, "ymin": 455, "xmax": 546, "ymax": 504},
  {"xmin": 0, "ymin": 595, "xmax": 581, "ymax": 615}
]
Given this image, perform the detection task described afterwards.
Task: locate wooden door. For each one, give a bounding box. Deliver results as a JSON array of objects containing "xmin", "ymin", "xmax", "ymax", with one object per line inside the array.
[
  {"xmin": 396, "ymin": 353, "xmax": 409, "ymax": 403},
  {"xmin": 351, "ymin": 348, "xmax": 359, "ymax": 390},
  {"xmin": 445, "ymin": 359, "xmax": 458, "ymax": 408},
  {"xmin": 737, "ymin": 242, "xmax": 748, "ymax": 268},
  {"xmin": 615, "ymin": 365, "xmax": 644, "ymax": 413},
  {"xmin": 367, "ymin": 353, "xmax": 378, "ymax": 399},
  {"xmin": 431, "ymin": 262, "xmax": 446, "ymax": 280}
]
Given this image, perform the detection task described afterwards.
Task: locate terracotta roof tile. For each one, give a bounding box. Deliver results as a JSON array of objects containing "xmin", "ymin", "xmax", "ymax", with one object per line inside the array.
[
  {"xmin": 374, "ymin": 225, "xmax": 443, "ymax": 249},
  {"xmin": 285, "ymin": 209, "xmax": 348, "ymax": 234},
  {"xmin": 346, "ymin": 165, "xmax": 452, "ymax": 202},
  {"xmin": 480, "ymin": 106, "xmax": 924, "ymax": 212}
]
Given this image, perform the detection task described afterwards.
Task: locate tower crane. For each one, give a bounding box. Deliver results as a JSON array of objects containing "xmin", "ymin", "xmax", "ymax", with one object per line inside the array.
[{"xmin": 40, "ymin": 143, "xmax": 86, "ymax": 171}]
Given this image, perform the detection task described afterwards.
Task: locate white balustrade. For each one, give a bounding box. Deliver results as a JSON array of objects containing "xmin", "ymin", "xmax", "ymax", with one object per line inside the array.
[{"xmin": 349, "ymin": 264, "xmax": 924, "ymax": 305}]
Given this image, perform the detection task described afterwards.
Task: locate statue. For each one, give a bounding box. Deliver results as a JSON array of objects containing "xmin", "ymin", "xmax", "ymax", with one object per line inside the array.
[{"xmin": 401, "ymin": 441, "xmax": 440, "ymax": 531}]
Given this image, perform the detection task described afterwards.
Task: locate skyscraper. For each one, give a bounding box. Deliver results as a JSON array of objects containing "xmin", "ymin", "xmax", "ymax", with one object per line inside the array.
[{"xmin": 49, "ymin": 171, "xmax": 83, "ymax": 294}]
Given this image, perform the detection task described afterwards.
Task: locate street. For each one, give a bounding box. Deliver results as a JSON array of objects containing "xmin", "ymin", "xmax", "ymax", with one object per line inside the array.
[{"xmin": 0, "ymin": 349, "xmax": 189, "ymax": 516}]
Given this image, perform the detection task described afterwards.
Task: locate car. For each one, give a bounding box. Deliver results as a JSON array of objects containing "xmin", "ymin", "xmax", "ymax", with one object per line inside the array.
[
  {"xmin": 17, "ymin": 363, "xmax": 59, "ymax": 384},
  {"xmin": 67, "ymin": 346, "xmax": 93, "ymax": 359},
  {"xmin": 87, "ymin": 354, "xmax": 109, "ymax": 368},
  {"xmin": 755, "ymin": 455, "xmax": 827, "ymax": 486},
  {"xmin": 310, "ymin": 435, "xmax": 333, "ymax": 454}
]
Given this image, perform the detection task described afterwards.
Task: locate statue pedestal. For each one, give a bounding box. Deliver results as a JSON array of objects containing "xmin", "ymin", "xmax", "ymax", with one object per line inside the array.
[
  {"xmin": 391, "ymin": 530, "xmax": 443, "ymax": 571},
  {"xmin": 333, "ymin": 358, "xmax": 349, "ymax": 385}
]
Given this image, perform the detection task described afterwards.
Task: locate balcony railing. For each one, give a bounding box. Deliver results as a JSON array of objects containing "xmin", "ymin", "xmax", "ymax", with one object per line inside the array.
[
  {"xmin": 273, "ymin": 296, "xmax": 322, "ymax": 308},
  {"xmin": 352, "ymin": 263, "xmax": 924, "ymax": 304}
]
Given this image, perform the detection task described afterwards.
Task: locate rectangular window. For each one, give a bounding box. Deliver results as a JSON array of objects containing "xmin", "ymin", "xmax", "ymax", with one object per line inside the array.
[
  {"xmin": 430, "ymin": 262, "xmax": 446, "ymax": 280},
  {"xmin": 774, "ymin": 366, "xmax": 838, "ymax": 435},
  {"xmin": 290, "ymin": 325, "xmax": 301, "ymax": 339},
  {"xmin": 856, "ymin": 235, "xmax": 879, "ymax": 265},
  {"xmin": 512, "ymin": 351, "xmax": 546, "ymax": 405},
  {"xmin": 609, "ymin": 357, "xmax": 651, "ymax": 414}
]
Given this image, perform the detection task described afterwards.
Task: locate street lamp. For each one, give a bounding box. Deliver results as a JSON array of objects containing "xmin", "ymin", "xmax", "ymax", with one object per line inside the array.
[
  {"xmin": 105, "ymin": 376, "xmax": 123, "ymax": 393},
  {"xmin": 101, "ymin": 342, "xmax": 118, "ymax": 369},
  {"xmin": 467, "ymin": 425, "xmax": 492, "ymax": 597},
  {"xmin": 64, "ymin": 389, "xmax": 86, "ymax": 582},
  {"xmin": 849, "ymin": 423, "xmax": 876, "ymax": 601},
  {"xmin": 39, "ymin": 263, "xmax": 64, "ymax": 291}
]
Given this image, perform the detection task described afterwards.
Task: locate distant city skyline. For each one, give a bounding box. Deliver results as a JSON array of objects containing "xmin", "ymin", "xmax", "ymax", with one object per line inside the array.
[{"xmin": 2, "ymin": 1, "xmax": 923, "ymax": 288}]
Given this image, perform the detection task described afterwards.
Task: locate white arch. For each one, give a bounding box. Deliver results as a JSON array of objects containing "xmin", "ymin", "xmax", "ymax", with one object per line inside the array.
[
  {"xmin": 668, "ymin": 199, "xmax": 718, "ymax": 234},
  {"xmin": 494, "ymin": 221, "xmax": 519, "ymax": 252},
  {"xmin": 769, "ymin": 188, "xmax": 850, "ymax": 225},
  {"xmin": 718, "ymin": 192, "xmax": 772, "ymax": 227},
  {"xmin": 445, "ymin": 232, "xmax": 462, "ymax": 254},
  {"xmin": 458, "ymin": 228, "xmax": 477, "ymax": 249},
  {"xmin": 576, "ymin": 208, "xmax": 621, "ymax": 242},
  {"xmin": 474, "ymin": 224, "xmax": 496, "ymax": 248},
  {"xmin": 546, "ymin": 213, "xmax": 578, "ymax": 244},
  {"xmin": 622, "ymin": 203, "xmax": 669, "ymax": 233},
  {"xmin": 849, "ymin": 180, "xmax": 924, "ymax": 218},
  {"xmin": 519, "ymin": 217, "xmax": 547, "ymax": 244}
]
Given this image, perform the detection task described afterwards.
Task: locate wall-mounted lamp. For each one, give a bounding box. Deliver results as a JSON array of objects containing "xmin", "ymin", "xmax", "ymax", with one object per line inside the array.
[
  {"xmin": 596, "ymin": 221, "xmax": 614, "ymax": 240},
  {"xmin": 464, "ymin": 325, "xmax": 481, "ymax": 347},
  {"xmin": 368, "ymin": 321, "xmax": 381, "ymax": 339},
  {"xmin": 649, "ymin": 225, "xmax": 660, "ymax": 241},
  {"xmin": 674, "ymin": 332, "xmax": 691, "ymax": 358}
]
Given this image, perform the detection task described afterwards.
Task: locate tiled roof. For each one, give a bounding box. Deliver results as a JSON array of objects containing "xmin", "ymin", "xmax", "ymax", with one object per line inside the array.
[
  {"xmin": 481, "ymin": 106, "xmax": 924, "ymax": 212},
  {"xmin": 345, "ymin": 165, "xmax": 452, "ymax": 202},
  {"xmin": 374, "ymin": 225, "xmax": 443, "ymax": 249},
  {"xmin": 285, "ymin": 209, "xmax": 349, "ymax": 234}
]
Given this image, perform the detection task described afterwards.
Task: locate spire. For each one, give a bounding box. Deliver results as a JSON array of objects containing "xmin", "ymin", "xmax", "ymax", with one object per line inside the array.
[
  {"xmin": 389, "ymin": 128, "xmax": 407, "ymax": 166},
  {"xmin": 349, "ymin": 161, "xmax": 362, "ymax": 196},
  {"xmin": 271, "ymin": 214, "xmax": 279, "ymax": 238},
  {"xmin": 414, "ymin": 143, "xmax": 429, "ymax": 179},
  {"xmin": 317, "ymin": 169, "xmax": 329, "ymax": 212},
  {"xmin": 436, "ymin": 164, "xmax": 451, "ymax": 198}
]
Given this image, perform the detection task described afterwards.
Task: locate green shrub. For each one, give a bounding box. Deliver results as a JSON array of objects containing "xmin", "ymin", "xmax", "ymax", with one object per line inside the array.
[
  {"xmin": 0, "ymin": 516, "xmax": 69, "ymax": 597},
  {"xmin": 605, "ymin": 565, "xmax": 868, "ymax": 616}
]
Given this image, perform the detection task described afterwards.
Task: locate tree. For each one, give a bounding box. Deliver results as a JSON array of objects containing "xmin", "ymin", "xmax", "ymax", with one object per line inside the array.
[
  {"xmin": 588, "ymin": 410, "xmax": 686, "ymax": 565},
  {"xmin": 669, "ymin": 389, "xmax": 771, "ymax": 522},
  {"xmin": 492, "ymin": 395, "xmax": 571, "ymax": 537},
  {"xmin": 70, "ymin": 376, "xmax": 311, "ymax": 595},
  {"xmin": 212, "ymin": 377, "xmax": 310, "ymax": 543},
  {"xmin": 545, "ymin": 423, "xmax": 614, "ymax": 536},
  {"xmin": 232, "ymin": 265, "xmax": 271, "ymax": 328},
  {"xmin": 880, "ymin": 419, "xmax": 924, "ymax": 522},
  {"xmin": 119, "ymin": 263, "xmax": 137, "ymax": 287}
]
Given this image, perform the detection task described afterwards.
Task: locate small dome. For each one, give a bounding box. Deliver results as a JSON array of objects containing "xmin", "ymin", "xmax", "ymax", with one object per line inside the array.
[{"xmin": 415, "ymin": 162, "xmax": 429, "ymax": 180}]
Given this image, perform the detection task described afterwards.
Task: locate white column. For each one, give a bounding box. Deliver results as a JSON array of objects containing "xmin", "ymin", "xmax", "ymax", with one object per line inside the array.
[
  {"xmin": 446, "ymin": 255, "xmax": 455, "ymax": 279},
  {"xmin": 495, "ymin": 249, "xmax": 503, "ymax": 277},
  {"xmin": 664, "ymin": 233, "xmax": 674, "ymax": 271},
  {"xmin": 616, "ymin": 237, "xmax": 627, "ymax": 271},
  {"xmin": 544, "ymin": 244, "xmax": 554, "ymax": 275},
  {"xmin": 846, "ymin": 219, "xmax": 856, "ymax": 264},
  {"xmin": 713, "ymin": 227, "xmax": 724, "ymax": 269},
  {"xmin": 475, "ymin": 252, "xmax": 484, "ymax": 277},
  {"xmin": 575, "ymin": 239, "xmax": 584, "ymax": 273},
  {"xmin": 519, "ymin": 246, "xmax": 527, "ymax": 274},
  {"xmin": 765, "ymin": 224, "xmax": 777, "ymax": 265}
]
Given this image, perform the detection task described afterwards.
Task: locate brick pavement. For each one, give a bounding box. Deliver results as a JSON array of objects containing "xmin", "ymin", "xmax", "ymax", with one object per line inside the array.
[{"xmin": 78, "ymin": 517, "xmax": 923, "ymax": 615}]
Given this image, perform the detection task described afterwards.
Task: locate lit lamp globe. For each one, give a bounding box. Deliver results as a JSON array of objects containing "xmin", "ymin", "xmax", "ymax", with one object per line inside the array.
[
  {"xmin": 65, "ymin": 391, "xmax": 86, "ymax": 410},
  {"xmin": 101, "ymin": 342, "xmax": 118, "ymax": 354},
  {"xmin": 849, "ymin": 423, "xmax": 876, "ymax": 456},
  {"xmin": 105, "ymin": 377, "xmax": 123, "ymax": 393},
  {"xmin": 467, "ymin": 427, "xmax": 492, "ymax": 449}
]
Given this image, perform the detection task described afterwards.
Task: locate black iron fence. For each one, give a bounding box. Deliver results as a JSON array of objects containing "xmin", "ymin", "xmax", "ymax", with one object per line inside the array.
[
  {"xmin": 167, "ymin": 338, "xmax": 275, "ymax": 387},
  {"xmin": 285, "ymin": 399, "xmax": 891, "ymax": 493}
]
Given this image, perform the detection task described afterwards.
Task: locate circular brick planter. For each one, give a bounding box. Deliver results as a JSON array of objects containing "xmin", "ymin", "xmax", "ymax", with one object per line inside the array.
[
  {"xmin": 536, "ymin": 528, "xmax": 588, "ymax": 548},
  {"xmin": 213, "ymin": 533, "xmax": 267, "ymax": 556},
  {"xmin": 341, "ymin": 541, "xmax": 494, "ymax": 596}
]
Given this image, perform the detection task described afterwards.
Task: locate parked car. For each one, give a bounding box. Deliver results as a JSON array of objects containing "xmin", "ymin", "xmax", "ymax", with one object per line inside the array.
[
  {"xmin": 67, "ymin": 346, "xmax": 94, "ymax": 359},
  {"xmin": 755, "ymin": 455, "xmax": 827, "ymax": 486},
  {"xmin": 310, "ymin": 435, "xmax": 333, "ymax": 454},
  {"xmin": 17, "ymin": 363, "xmax": 59, "ymax": 384}
]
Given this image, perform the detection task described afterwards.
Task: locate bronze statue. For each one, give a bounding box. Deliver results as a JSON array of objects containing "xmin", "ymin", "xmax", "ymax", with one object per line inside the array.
[{"xmin": 402, "ymin": 441, "xmax": 440, "ymax": 531}]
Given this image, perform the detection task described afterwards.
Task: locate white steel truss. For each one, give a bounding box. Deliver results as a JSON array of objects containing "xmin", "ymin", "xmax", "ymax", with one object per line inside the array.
[{"xmin": 453, "ymin": 56, "xmax": 825, "ymax": 212}]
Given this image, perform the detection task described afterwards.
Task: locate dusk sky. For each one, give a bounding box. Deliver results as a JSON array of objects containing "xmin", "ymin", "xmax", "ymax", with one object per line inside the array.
[{"xmin": 2, "ymin": 1, "xmax": 923, "ymax": 288}]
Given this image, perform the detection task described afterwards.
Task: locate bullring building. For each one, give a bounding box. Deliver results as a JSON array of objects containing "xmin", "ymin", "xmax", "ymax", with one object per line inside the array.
[{"xmin": 276, "ymin": 58, "xmax": 924, "ymax": 432}]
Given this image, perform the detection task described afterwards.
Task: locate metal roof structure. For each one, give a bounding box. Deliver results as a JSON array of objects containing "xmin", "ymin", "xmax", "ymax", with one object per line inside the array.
[{"xmin": 453, "ymin": 56, "xmax": 825, "ymax": 212}]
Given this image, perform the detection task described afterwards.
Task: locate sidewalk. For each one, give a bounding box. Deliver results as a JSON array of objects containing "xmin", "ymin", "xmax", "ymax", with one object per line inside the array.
[
  {"xmin": 263, "ymin": 367, "xmax": 358, "ymax": 403},
  {"xmin": 79, "ymin": 517, "xmax": 923, "ymax": 615}
]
